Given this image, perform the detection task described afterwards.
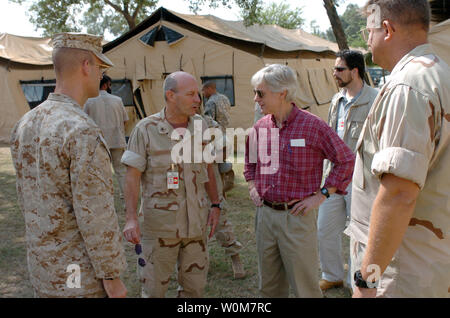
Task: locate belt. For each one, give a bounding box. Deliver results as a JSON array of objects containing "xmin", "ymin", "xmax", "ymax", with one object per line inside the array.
[{"xmin": 263, "ymin": 200, "xmax": 298, "ymax": 211}]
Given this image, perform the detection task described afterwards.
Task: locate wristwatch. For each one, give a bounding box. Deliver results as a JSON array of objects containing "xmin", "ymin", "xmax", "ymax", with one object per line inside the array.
[
  {"xmin": 320, "ymin": 187, "xmax": 330, "ymax": 199},
  {"xmin": 211, "ymin": 202, "xmax": 223, "ymax": 210},
  {"xmin": 354, "ymin": 270, "xmax": 378, "ymax": 288}
]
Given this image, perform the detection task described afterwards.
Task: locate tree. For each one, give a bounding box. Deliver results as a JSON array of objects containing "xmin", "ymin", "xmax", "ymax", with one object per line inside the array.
[
  {"xmin": 323, "ymin": 3, "xmax": 367, "ymax": 49},
  {"xmin": 10, "ymin": 0, "xmax": 158, "ymax": 37},
  {"xmin": 323, "ymin": 0, "xmax": 348, "ymax": 50},
  {"xmin": 239, "ymin": 2, "xmax": 304, "ymax": 29},
  {"xmin": 340, "ymin": 3, "xmax": 367, "ymax": 49}
]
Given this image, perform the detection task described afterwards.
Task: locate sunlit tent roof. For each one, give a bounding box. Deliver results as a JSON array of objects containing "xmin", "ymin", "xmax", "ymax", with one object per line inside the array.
[
  {"xmin": 0, "ymin": 33, "xmax": 53, "ymax": 65},
  {"xmin": 104, "ymin": 7, "xmax": 343, "ymax": 57}
]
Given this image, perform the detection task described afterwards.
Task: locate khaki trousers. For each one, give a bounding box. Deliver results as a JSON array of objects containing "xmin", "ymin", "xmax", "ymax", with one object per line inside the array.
[
  {"xmin": 110, "ymin": 148, "xmax": 126, "ymax": 198},
  {"xmin": 255, "ymin": 205, "xmax": 322, "ymax": 298},
  {"xmin": 139, "ymin": 236, "xmax": 209, "ymax": 298}
]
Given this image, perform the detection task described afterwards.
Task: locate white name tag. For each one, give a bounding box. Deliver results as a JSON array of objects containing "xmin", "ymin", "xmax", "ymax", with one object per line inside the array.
[
  {"xmin": 167, "ymin": 171, "xmax": 179, "ymax": 189},
  {"xmin": 290, "ymin": 139, "xmax": 305, "ymax": 147}
]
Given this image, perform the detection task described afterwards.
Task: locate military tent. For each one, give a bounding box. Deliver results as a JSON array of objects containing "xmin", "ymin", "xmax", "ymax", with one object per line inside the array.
[
  {"xmin": 0, "ymin": 33, "xmax": 55, "ymax": 144},
  {"xmin": 102, "ymin": 7, "xmax": 344, "ymax": 133}
]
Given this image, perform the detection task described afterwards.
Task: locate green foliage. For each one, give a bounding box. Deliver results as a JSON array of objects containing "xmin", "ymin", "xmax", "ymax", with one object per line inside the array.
[
  {"xmin": 340, "ymin": 4, "xmax": 367, "ymax": 49},
  {"xmin": 9, "ymin": 0, "xmax": 158, "ymax": 37},
  {"xmin": 323, "ymin": 3, "xmax": 367, "ymax": 49},
  {"xmin": 242, "ymin": 1, "xmax": 304, "ymax": 29}
]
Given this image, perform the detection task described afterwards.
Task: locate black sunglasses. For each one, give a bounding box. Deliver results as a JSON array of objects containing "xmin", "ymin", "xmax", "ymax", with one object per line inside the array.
[
  {"xmin": 334, "ymin": 66, "xmax": 349, "ymax": 72},
  {"xmin": 253, "ymin": 89, "xmax": 265, "ymax": 98}
]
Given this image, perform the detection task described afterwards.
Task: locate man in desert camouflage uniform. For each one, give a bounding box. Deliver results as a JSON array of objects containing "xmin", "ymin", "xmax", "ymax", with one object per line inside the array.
[
  {"xmin": 196, "ymin": 106, "xmax": 246, "ymax": 280},
  {"xmin": 202, "ymin": 81, "xmax": 231, "ymax": 131},
  {"xmin": 348, "ymin": 0, "xmax": 450, "ymax": 297},
  {"xmin": 122, "ymin": 71, "xmax": 221, "ymax": 298},
  {"xmin": 10, "ymin": 33, "xmax": 127, "ymax": 298}
]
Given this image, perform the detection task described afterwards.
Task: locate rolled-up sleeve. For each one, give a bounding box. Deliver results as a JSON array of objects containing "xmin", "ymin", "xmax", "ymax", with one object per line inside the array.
[
  {"xmin": 121, "ymin": 124, "xmax": 148, "ymax": 172},
  {"xmin": 370, "ymin": 86, "xmax": 434, "ymax": 189}
]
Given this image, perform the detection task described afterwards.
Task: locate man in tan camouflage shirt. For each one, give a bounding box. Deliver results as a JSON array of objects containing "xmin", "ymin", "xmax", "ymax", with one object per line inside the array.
[
  {"xmin": 84, "ymin": 74, "xmax": 129, "ymax": 202},
  {"xmin": 122, "ymin": 71, "xmax": 221, "ymax": 298},
  {"xmin": 10, "ymin": 33, "xmax": 127, "ymax": 298},
  {"xmin": 349, "ymin": 0, "xmax": 450, "ymax": 297}
]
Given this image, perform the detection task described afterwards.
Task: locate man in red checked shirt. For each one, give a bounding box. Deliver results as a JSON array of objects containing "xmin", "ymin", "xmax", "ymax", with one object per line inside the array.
[{"xmin": 244, "ymin": 64, "xmax": 355, "ymax": 298}]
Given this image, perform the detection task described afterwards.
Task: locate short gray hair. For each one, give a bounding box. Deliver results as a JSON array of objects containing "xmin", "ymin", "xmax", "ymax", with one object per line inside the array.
[
  {"xmin": 163, "ymin": 73, "xmax": 178, "ymax": 101},
  {"xmin": 251, "ymin": 64, "xmax": 299, "ymax": 102}
]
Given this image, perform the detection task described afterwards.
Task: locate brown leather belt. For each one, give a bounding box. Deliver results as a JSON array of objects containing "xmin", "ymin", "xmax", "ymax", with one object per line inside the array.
[{"xmin": 263, "ymin": 200, "xmax": 298, "ymax": 211}]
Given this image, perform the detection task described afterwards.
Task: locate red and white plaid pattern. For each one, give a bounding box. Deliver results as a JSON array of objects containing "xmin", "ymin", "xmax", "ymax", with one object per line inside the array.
[{"xmin": 244, "ymin": 105, "xmax": 355, "ymax": 203}]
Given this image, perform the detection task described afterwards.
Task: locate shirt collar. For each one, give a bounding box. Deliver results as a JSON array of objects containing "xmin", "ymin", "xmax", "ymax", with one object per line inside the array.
[
  {"xmin": 390, "ymin": 43, "xmax": 432, "ymax": 76},
  {"xmin": 157, "ymin": 106, "xmax": 199, "ymax": 136},
  {"xmin": 270, "ymin": 103, "xmax": 299, "ymax": 128},
  {"xmin": 47, "ymin": 93, "xmax": 81, "ymax": 108}
]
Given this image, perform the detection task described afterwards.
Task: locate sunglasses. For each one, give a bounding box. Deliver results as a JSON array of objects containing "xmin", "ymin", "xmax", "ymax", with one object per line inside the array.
[
  {"xmin": 334, "ymin": 66, "xmax": 348, "ymax": 72},
  {"xmin": 135, "ymin": 243, "xmax": 146, "ymax": 267},
  {"xmin": 253, "ymin": 89, "xmax": 265, "ymax": 98}
]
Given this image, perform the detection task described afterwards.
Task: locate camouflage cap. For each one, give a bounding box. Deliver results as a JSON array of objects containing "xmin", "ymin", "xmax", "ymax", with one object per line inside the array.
[{"xmin": 51, "ymin": 32, "xmax": 114, "ymax": 67}]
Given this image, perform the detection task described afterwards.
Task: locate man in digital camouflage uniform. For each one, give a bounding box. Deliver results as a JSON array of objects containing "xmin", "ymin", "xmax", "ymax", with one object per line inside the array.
[
  {"xmin": 202, "ymin": 81, "xmax": 231, "ymax": 131},
  {"xmin": 349, "ymin": 0, "xmax": 450, "ymax": 297},
  {"xmin": 122, "ymin": 71, "xmax": 221, "ymax": 298},
  {"xmin": 196, "ymin": 105, "xmax": 246, "ymax": 280},
  {"xmin": 10, "ymin": 33, "xmax": 127, "ymax": 298}
]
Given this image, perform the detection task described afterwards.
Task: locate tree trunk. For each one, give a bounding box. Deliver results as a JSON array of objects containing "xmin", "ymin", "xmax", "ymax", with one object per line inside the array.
[{"xmin": 323, "ymin": 0, "xmax": 349, "ymax": 50}]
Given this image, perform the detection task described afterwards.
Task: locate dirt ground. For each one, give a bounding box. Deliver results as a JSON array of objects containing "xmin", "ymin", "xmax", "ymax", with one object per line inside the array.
[{"xmin": 0, "ymin": 147, "xmax": 351, "ymax": 298}]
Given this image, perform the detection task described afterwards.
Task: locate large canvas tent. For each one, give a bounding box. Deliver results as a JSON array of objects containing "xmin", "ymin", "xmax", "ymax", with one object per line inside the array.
[
  {"xmin": 103, "ymin": 7, "xmax": 342, "ymax": 133},
  {"xmin": 0, "ymin": 33, "xmax": 55, "ymax": 144},
  {"xmin": 1, "ymin": 7, "xmax": 448, "ymax": 144}
]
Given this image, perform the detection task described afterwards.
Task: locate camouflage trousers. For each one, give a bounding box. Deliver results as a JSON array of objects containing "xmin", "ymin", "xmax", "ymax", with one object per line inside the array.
[
  {"xmin": 138, "ymin": 236, "xmax": 209, "ymax": 298},
  {"xmin": 214, "ymin": 206, "xmax": 243, "ymax": 257},
  {"xmin": 110, "ymin": 148, "xmax": 126, "ymax": 199},
  {"xmin": 34, "ymin": 289, "xmax": 106, "ymax": 298}
]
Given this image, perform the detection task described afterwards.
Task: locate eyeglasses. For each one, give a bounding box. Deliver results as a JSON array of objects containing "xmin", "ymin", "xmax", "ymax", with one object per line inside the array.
[
  {"xmin": 253, "ymin": 89, "xmax": 265, "ymax": 98},
  {"xmin": 334, "ymin": 66, "xmax": 348, "ymax": 72},
  {"xmin": 360, "ymin": 27, "xmax": 383, "ymax": 42}
]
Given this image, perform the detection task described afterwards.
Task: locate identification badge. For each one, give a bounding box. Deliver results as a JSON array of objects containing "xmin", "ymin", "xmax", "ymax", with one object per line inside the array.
[
  {"xmin": 167, "ymin": 164, "xmax": 179, "ymax": 189},
  {"xmin": 290, "ymin": 139, "xmax": 305, "ymax": 147},
  {"xmin": 337, "ymin": 120, "xmax": 345, "ymax": 132}
]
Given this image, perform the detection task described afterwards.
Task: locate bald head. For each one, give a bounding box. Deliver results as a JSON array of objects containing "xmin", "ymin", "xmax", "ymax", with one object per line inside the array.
[
  {"xmin": 52, "ymin": 47, "xmax": 94, "ymax": 78},
  {"xmin": 163, "ymin": 71, "xmax": 197, "ymax": 101}
]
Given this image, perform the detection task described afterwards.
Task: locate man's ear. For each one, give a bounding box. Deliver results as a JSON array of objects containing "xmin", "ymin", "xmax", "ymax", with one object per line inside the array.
[
  {"xmin": 81, "ymin": 59, "xmax": 90, "ymax": 76},
  {"xmin": 383, "ymin": 20, "xmax": 395, "ymax": 42},
  {"xmin": 166, "ymin": 90, "xmax": 175, "ymax": 102}
]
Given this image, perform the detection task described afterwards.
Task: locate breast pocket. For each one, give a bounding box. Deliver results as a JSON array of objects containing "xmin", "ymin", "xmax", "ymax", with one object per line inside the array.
[{"xmin": 350, "ymin": 121, "xmax": 364, "ymax": 139}]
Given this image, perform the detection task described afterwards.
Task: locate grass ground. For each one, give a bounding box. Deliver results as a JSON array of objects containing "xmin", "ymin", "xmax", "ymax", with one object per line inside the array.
[{"xmin": 0, "ymin": 147, "xmax": 351, "ymax": 298}]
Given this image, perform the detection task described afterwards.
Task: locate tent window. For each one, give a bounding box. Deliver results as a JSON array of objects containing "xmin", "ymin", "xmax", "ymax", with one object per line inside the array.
[
  {"xmin": 20, "ymin": 80, "xmax": 56, "ymax": 109},
  {"xmin": 201, "ymin": 75, "xmax": 235, "ymax": 106},
  {"xmin": 111, "ymin": 79, "xmax": 134, "ymax": 106},
  {"xmin": 139, "ymin": 26, "xmax": 185, "ymax": 47}
]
